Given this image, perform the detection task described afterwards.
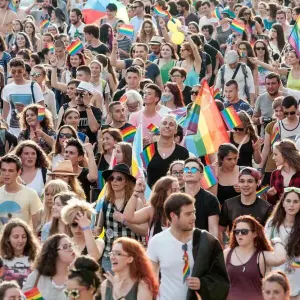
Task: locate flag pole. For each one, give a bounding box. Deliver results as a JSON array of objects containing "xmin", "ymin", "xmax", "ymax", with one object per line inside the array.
[{"xmin": 281, "ymin": 15, "xmax": 300, "ymax": 58}]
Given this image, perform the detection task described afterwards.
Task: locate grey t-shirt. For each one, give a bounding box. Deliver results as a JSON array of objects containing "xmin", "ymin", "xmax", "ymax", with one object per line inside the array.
[{"xmin": 254, "ymin": 92, "xmax": 278, "ymax": 118}]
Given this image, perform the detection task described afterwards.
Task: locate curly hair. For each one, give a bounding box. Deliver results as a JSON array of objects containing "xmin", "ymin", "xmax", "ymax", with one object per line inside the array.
[
  {"xmin": 19, "ymin": 104, "xmax": 54, "ymax": 131},
  {"xmin": 66, "ymin": 52, "xmax": 85, "ymax": 70},
  {"xmin": 150, "ymin": 176, "xmax": 178, "ymax": 226},
  {"xmin": 238, "ymin": 110, "xmax": 259, "ymax": 142},
  {"xmin": 113, "ymin": 237, "xmax": 159, "ymax": 297},
  {"xmin": 269, "ymin": 190, "xmax": 300, "ymax": 258},
  {"xmin": 0, "ymin": 219, "xmax": 40, "ymax": 261},
  {"xmin": 137, "ymin": 19, "xmax": 158, "ymax": 43},
  {"xmin": 14, "ymin": 140, "xmax": 50, "ymax": 169},
  {"xmin": 273, "ymin": 139, "xmax": 300, "ymax": 172},
  {"xmin": 229, "ymin": 215, "xmax": 273, "ymax": 251},
  {"xmin": 34, "ymin": 234, "xmax": 70, "ymax": 276},
  {"xmin": 61, "ymin": 198, "xmax": 95, "ymax": 225}
]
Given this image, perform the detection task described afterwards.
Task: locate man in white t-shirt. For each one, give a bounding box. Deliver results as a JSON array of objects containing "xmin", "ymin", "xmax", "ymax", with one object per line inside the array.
[
  {"xmin": 0, "ymin": 154, "xmax": 42, "ymax": 231},
  {"xmin": 198, "ymin": 1, "xmax": 219, "ymax": 30},
  {"xmin": 68, "ymin": 8, "xmax": 85, "ymax": 42},
  {"xmin": 2, "ymin": 58, "xmax": 44, "ymax": 137},
  {"xmin": 147, "ymin": 193, "xmax": 230, "ymax": 300}
]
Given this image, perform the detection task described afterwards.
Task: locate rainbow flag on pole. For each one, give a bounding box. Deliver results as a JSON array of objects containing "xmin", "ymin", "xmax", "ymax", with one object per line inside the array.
[
  {"xmin": 119, "ymin": 24, "xmax": 134, "ymax": 37},
  {"xmin": 271, "ymin": 127, "xmax": 280, "ymax": 146},
  {"xmin": 200, "ymin": 165, "xmax": 218, "ymax": 189},
  {"xmin": 212, "ymin": 7, "xmax": 222, "ymax": 20},
  {"xmin": 40, "ymin": 19, "xmax": 50, "ymax": 29},
  {"xmin": 120, "ymin": 125, "xmax": 136, "ymax": 143},
  {"xmin": 37, "ymin": 107, "xmax": 45, "ymax": 122},
  {"xmin": 66, "ymin": 39, "xmax": 83, "ymax": 56},
  {"xmin": 231, "ymin": 19, "xmax": 245, "ymax": 34},
  {"xmin": 221, "ymin": 106, "xmax": 242, "ymax": 130},
  {"xmin": 256, "ymin": 185, "xmax": 270, "ymax": 197},
  {"xmin": 288, "ymin": 16, "xmax": 300, "ymax": 58},
  {"xmin": 140, "ymin": 144, "xmax": 155, "ymax": 167},
  {"xmin": 47, "ymin": 43, "xmax": 54, "ymax": 53},
  {"xmin": 24, "ymin": 287, "xmax": 44, "ymax": 300},
  {"xmin": 153, "ymin": 5, "xmax": 169, "ymax": 17},
  {"xmin": 8, "ymin": 0, "xmax": 17, "ymax": 12},
  {"xmin": 147, "ymin": 123, "xmax": 160, "ymax": 135}
]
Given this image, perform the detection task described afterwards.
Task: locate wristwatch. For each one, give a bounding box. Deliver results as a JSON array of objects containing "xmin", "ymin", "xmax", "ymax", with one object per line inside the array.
[{"xmin": 85, "ymin": 104, "xmax": 92, "ymax": 109}]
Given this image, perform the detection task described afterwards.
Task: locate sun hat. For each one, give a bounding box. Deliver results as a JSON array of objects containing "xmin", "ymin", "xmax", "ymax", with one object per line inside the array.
[{"xmin": 102, "ymin": 163, "xmax": 136, "ymax": 183}]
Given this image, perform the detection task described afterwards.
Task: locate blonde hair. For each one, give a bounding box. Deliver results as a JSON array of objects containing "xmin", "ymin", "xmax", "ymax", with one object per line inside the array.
[{"xmin": 61, "ymin": 198, "xmax": 95, "ymax": 225}]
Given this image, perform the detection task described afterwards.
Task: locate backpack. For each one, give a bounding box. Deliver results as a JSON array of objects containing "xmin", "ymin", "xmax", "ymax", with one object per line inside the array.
[
  {"xmin": 220, "ymin": 62, "xmax": 250, "ymax": 102},
  {"xmin": 0, "ymin": 129, "xmax": 6, "ymax": 156}
]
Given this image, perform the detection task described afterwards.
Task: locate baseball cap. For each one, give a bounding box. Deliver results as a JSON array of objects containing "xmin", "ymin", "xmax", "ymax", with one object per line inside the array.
[
  {"xmin": 225, "ymin": 50, "xmax": 239, "ymax": 64},
  {"xmin": 239, "ymin": 167, "xmax": 261, "ymax": 181}
]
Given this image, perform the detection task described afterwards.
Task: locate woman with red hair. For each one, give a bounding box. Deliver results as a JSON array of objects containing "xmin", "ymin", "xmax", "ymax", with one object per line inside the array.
[
  {"xmin": 61, "ymin": 52, "xmax": 85, "ymax": 84},
  {"xmin": 160, "ymin": 82, "xmax": 184, "ymax": 111},
  {"xmin": 224, "ymin": 215, "xmax": 286, "ymax": 300},
  {"xmin": 101, "ymin": 237, "xmax": 159, "ymax": 299}
]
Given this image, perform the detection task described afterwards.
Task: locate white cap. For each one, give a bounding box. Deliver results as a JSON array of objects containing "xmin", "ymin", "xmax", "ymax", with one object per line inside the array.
[
  {"xmin": 76, "ymin": 81, "xmax": 94, "ymax": 95},
  {"xmin": 225, "ymin": 50, "xmax": 239, "ymax": 64}
]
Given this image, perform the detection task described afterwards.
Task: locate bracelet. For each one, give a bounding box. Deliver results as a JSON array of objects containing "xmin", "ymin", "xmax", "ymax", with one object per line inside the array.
[{"xmin": 82, "ymin": 226, "xmax": 91, "ymax": 231}]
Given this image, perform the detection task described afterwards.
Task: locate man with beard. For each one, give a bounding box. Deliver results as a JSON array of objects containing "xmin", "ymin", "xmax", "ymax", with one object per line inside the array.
[
  {"xmin": 0, "ymin": 0, "xmax": 17, "ymax": 37},
  {"xmin": 68, "ymin": 8, "xmax": 85, "ymax": 42},
  {"xmin": 219, "ymin": 167, "xmax": 272, "ymax": 246}
]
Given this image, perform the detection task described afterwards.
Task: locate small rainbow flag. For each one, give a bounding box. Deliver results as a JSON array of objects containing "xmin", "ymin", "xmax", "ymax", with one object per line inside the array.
[
  {"xmin": 66, "ymin": 39, "xmax": 83, "ymax": 56},
  {"xmin": 120, "ymin": 125, "xmax": 136, "ymax": 143},
  {"xmin": 119, "ymin": 24, "xmax": 134, "ymax": 37},
  {"xmin": 37, "ymin": 107, "xmax": 45, "ymax": 122},
  {"xmin": 256, "ymin": 185, "xmax": 270, "ymax": 196},
  {"xmin": 24, "ymin": 287, "xmax": 44, "ymax": 300},
  {"xmin": 212, "ymin": 7, "xmax": 222, "ymax": 20},
  {"xmin": 182, "ymin": 246, "xmax": 190, "ymax": 283},
  {"xmin": 147, "ymin": 123, "xmax": 160, "ymax": 135},
  {"xmin": 210, "ymin": 87, "xmax": 221, "ymax": 100},
  {"xmin": 40, "ymin": 19, "xmax": 50, "ymax": 29},
  {"xmin": 119, "ymin": 94, "xmax": 127, "ymax": 103},
  {"xmin": 200, "ymin": 165, "xmax": 218, "ymax": 189},
  {"xmin": 140, "ymin": 143, "xmax": 156, "ymax": 167},
  {"xmin": 231, "ymin": 19, "xmax": 245, "ymax": 35},
  {"xmin": 292, "ymin": 260, "xmax": 300, "ymax": 268},
  {"xmin": 153, "ymin": 5, "xmax": 169, "ymax": 17},
  {"xmin": 47, "ymin": 43, "xmax": 54, "ymax": 53},
  {"xmin": 271, "ymin": 127, "xmax": 280, "ymax": 146},
  {"xmin": 221, "ymin": 106, "xmax": 242, "ymax": 130},
  {"xmin": 8, "ymin": 0, "xmax": 17, "ymax": 12}
]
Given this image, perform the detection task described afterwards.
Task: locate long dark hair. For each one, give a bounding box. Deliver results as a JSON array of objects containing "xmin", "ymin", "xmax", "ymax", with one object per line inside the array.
[
  {"xmin": 269, "ymin": 190, "xmax": 300, "ymax": 258},
  {"xmin": 238, "ymin": 6, "xmax": 256, "ymax": 26},
  {"xmin": 100, "ymin": 23, "xmax": 113, "ymax": 51},
  {"xmin": 254, "ymin": 39, "xmax": 271, "ymax": 63},
  {"xmin": 237, "ymin": 41, "xmax": 256, "ymax": 71},
  {"xmin": 13, "ymin": 32, "xmax": 33, "ymax": 53},
  {"xmin": 165, "ymin": 82, "xmax": 184, "ymax": 107},
  {"xmin": 271, "ymin": 24, "xmax": 285, "ymax": 53}
]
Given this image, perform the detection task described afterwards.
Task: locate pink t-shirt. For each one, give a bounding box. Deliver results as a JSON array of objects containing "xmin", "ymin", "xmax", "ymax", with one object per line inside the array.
[{"xmin": 129, "ymin": 110, "xmax": 163, "ymax": 138}]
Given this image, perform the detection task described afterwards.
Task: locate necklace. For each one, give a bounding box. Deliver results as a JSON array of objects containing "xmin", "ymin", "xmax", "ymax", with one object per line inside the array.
[{"xmin": 234, "ymin": 248, "xmax": 253, "ymax": 272}]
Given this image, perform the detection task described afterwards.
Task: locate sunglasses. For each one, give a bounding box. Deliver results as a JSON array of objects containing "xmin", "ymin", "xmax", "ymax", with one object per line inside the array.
[
  {"xmin": 234, "ymin": 127, "xmax": 244, "ymax": 132},
  {"xmin": 108, "ymin": 175, "xmax": 124, "ymax": 182},
  {"xmin": 75, "ymin": 92, "xmax": 84, "ymax": 97},
  {"xmin": 57, "ymin": 243, "xmax": 73, "ymax": 251},
  {"xmin": 284, "ymin": 187, "xmax": 300, "ymax": 193},
  {"xmin": 71, "ymin": 222, "xmax": 79, "ymax": 228},
  {"xmin": 59, "ymin": 133, "xmax": 74, "ymax": 139},
  {"xmin": 30, "ymin": 72, "xmax": 41, "ymax": 77},
  {"xmin": 191, "ymin": 91, "xmax": 199, "ymax": 95},
  {"xmin": 284, "ymin": 111, "xmax": 296, "ymax": 116},
  {"xmin": 255, "ymin": 47, "xmax": 265, "ymax": 50},
  {"xmin": 233, "ymin": 228, "xmax": 253, "ymax": 235},
  {"xmin": 183, "ymin": 167, "xmax": 200, "ymax": 174}
]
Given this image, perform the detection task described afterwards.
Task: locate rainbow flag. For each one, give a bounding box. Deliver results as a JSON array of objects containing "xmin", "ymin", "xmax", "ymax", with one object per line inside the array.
[
  {"xmin": 66, "ymin": 39, "xmax": 83, "ymax": 56},
  {"xmin": 271, "ymin": 127, "xmax": 280, "ymax": 146},
  {"xmin": 153, "ymin": 5, "xmax": 169, "ymax": 17},
  {"xmin": 256, "ymin": 185, "xmax": 270, "ymax": 197},
  {"xmin": 8, "ymin": 0, "xmax": 17, "ymax": 12},
  {"xmin": 40, "ymin": 19, "xmax": 50, "ymax": 29},
  {"xmin": 119, "ymin": 94, "xmax": 127, "ymax": 103},
  {"xmin": 292, "ymin": 260, "xmax": 300, "ymax": 268},
  {"xmin": 24, "ymin": 287, "xmax": 44, "ymax": 300},
  {"xmin": 212, "ymin": 7, "xmax": 222, "ymax": 20},
  {"xmin": 200, "ymin": 165, "xmax": 218, "ymax": 189},
  {"xmin": 121, "ymin": 125, "xmax": 136, "ymax": 143},
  {"xmin": 221, "ymin": 106, "xmax": 242, "ymax": 130},
  {"xmin": 231, "ymin": 19, "xmax": 245, "ymax": 35},
  {"xmin": 147, "ymin": 123, "xmax": 160, "ymax": 135},
  {"xmin": 97, "ymin": 171, "xmax": 105, "ymax": 190},
  {"xmin": 140, "ymin": 144, "xmax": 155, "ymax": 167},
  {"xmin": 47, "ymin": 43, "xmax": 54, "ymax": 53},
  {"xmin": 210, "ymin": 87, "xmax": 221, "ymax": 100},
  {"xmin": 119, "ymin": 24, "xmax": 134, "ymax": 37},
  {"xmin": 288, "ymin": 17, "xmax": 300, "ymax": 58},
  {"xmin": 184, "ymin": 81, "xmax": 229, "ymax": 157},
  {"xmin": 37, "ymin": 107, "xmax": 45, "ymax": 122}
]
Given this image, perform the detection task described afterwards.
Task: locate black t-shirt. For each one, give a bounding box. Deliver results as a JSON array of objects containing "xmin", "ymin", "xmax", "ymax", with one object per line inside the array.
[
  {"xmin": 0, "ymin": 129, "xmax": 17, "ymax": 156},
  {"xmin": 112, "ymin": 88, "xmax": 144, "ymax": 102},
  {"xmin": 219, "ymin": 195, "xmax": 272, "ymax": 231},
  {"xmin": 208, "ymin": 39, "xmax": 220, "ymax": 52},
  {"xmin": 78, "ymin": 106, "xmax": 102, "ymax": 144},
  {"xmin": 87, "ymin": 43, "xmax": 110, "ymax": 55},
  {"xmin": 101, "ymin": 122, "xmax": 134, "ymax": 131},
  {"xmin": 147, "ymin": 142, "xmax": 189, "ymax": 187},
  {"xmin": 203, "ymin": 44, "xmax": 218, "ymax": 72},
  {"xmin": 78, "ymin": 168, "xmax": 96, "ymax": 202},
  {"xmin": 194, "ymin": 188, "xmax": 220, "ymax": 231},
  {"xmin": 182, "ymin": 85, "xmax": 192, "ymax": 106}
]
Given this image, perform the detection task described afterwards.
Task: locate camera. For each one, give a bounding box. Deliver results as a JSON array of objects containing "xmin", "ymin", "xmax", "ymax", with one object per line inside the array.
[{"xmin": 262, "ymin": 117, "xmax": 272, "ymax": 125}]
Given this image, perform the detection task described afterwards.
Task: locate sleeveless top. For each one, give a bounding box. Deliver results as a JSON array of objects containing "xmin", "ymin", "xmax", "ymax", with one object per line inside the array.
[
  {"xmin": 230, "ymin": 132, "xmax": 254, "ymax": 167},
  {"xmin": 278, "ymin": 119, "xmax": 300, "ymax": 141},
  {"xmin": 157, "ymin": 59, "xmax": 176, "ymax": 84},
  {"xmin": 217, "ymin": 184, "xmax": 240, "ymax": 206},
  {"xmin": 287, "ymin": 70, "xmax": 300, "ymax": 91},
  {"xmin": 178, "ymin": 61, "xmax": 199, "ymax": 86},
  {"xmin": 105, "ymin": 281, "xmax": 139, "ymax": 300},
  {"xmin": 226, "ymin": 249, "xmax": 264, "ymax": 300},
  {"xmin": 24, "ymin": 168, "xmax": 45, "ymax": 198}
]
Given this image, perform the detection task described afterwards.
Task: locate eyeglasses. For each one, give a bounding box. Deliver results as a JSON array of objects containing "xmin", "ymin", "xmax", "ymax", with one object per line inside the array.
[
  {"xmin": 11, "ymin": 69, "xmax": 23, "ymax": 74},
  {"xmin": 180, "ymin": 48, "xmax": 188, "ymax": 52},
  {"xmin": 59, "ymin": 133, "xmax": 74, "ymax": 139},
  {"xmin": 64, "ymin": 288, "xmax": 87, "ymax": 298},
  {"xmin": 234, "ymin": 127, "xmax": 244, "ymax": 132},
  {"xmin": 57, "ymin": 243, "xmax": 74, "ymax": 251},
  {"xmin": 183, "ymin": 167, "xmax": 200, "ymax": 174},
  {"xmin": 172, "ymin": 171, "xmax": 184, "ymax": 176},
  {"xmin": 30, "ymin": 72, "xmax": 41, "ymax": 78},
  {"xmin": 255, "ymin": 47, "xmax": 265, "ymax": 51},
  {"xmin": 109, "ymin": 251, "xmax": 129, "ymax": 257},
  {"xmin": 191, "ymin": 91, "xmax": 199, "ymax": 95},
  {"xmin": 71, "ymin": 222, "xmax": 79, "ymax": 228},
  {"xmin": 75, "ymin": 92, "xmax": 84, "ymax": 97},
  {"xmin": 284, "ymin": 111, "xmax": 296, "ymax": 116},
  {"xmin": 233, "ymin": 229, "xmax": 253, "ymax": 235},
  {"xmin": 108, "ymin": 175, "xmax": 124, "ymax": 182},
  {"xmin": 284, "ymin": 187, "xmax": 300, "ymax": 193}
]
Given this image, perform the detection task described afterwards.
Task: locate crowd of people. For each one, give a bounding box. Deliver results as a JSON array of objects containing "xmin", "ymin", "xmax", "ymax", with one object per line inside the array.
[{"xmin": 0, "ymin": 0, "xmax": 300, "ymax": 299}]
